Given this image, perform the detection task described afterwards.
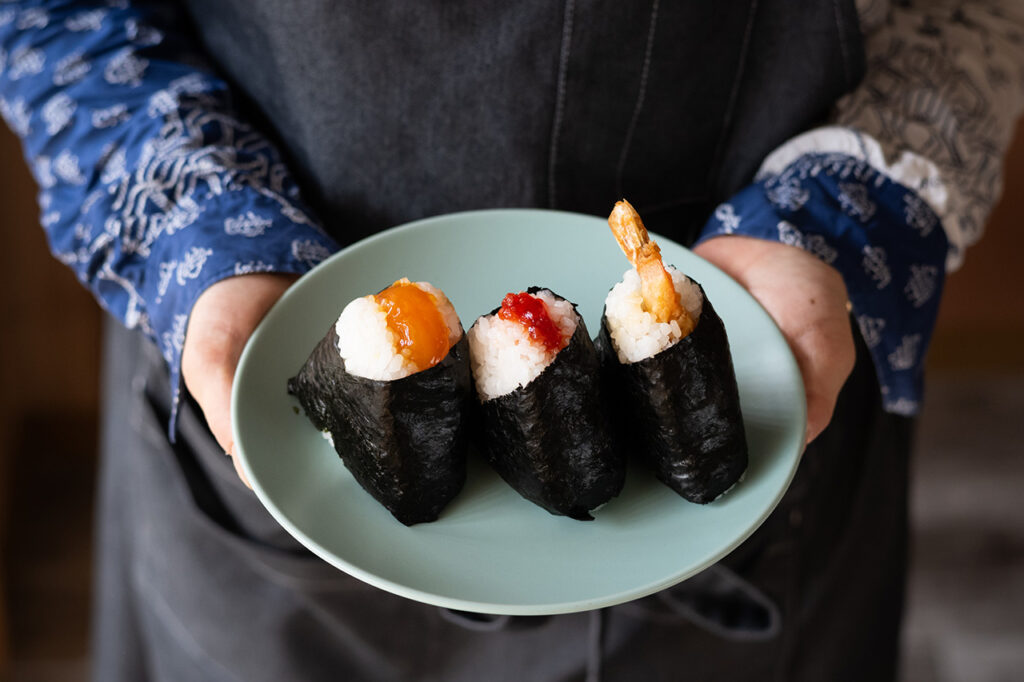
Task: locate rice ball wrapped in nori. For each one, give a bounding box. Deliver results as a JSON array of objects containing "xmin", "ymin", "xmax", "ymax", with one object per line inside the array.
[
  {"xmin": 287, "ymin": 279, "xmax": 471, "ymax": 526},
  {"xmin": 468, "ymin": 288, "xmax": 625, "ymax": 520},
  {"xmin": 600, "ymin": 200, "xmax": 747, "ymax": 504}
]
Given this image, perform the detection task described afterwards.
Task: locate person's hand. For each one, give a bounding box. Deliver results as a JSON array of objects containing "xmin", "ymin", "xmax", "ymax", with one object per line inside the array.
[
  {"xmin": 182, "ymin": 273, "xmax": 298, "ymax": 486},
  {"xmin": 693, "ymin": 235, "xmax": 855, "ymax": 444}
]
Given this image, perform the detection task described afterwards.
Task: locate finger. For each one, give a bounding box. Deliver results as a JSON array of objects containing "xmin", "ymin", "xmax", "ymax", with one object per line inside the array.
[
  {"xmin": 182, "ymin": 327, "xmax": 244, "ymax": 453},
  {"xmin": 788, "ymin": 321, "xmax": 855, "ymax": 444},
  {"xmin": 197, "ymin": 356, "xmax": 238, "ymax": 454},
  {"xmin": 187, "ymin": 332, "xmax": 254, "ymax": 487},
  {"xmin": 182, "ymin": 273, "xmax": 297, "ymax": 470},
  {"xmin": 227, "ymin": 443, "xmax": 253, "ymax": 490},
  {"xmin": 805, "ymin": 385, "xmax": 837, "ymax": 445}
]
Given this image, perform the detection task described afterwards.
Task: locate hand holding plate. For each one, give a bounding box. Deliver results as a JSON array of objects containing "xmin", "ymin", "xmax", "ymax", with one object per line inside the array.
[{"xmin": 182, "ymin": 272, "xmax": 299, "ymax": 486}]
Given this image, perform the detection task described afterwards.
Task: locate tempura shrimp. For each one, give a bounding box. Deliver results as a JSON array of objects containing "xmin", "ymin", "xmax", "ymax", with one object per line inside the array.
[{"xmin": 607, "ymin": 199, "xmax": 695, "ymax": 336}]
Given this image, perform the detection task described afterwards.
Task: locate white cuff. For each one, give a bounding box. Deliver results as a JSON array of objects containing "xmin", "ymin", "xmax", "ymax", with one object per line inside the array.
[{"xmin": 756, "ymin": 126, "xmax": 963, "ymax": 271}]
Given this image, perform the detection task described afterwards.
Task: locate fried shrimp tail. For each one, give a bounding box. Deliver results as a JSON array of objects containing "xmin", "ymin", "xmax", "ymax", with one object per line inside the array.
[{"xmin": 608, "ymin": 200, "xmax": 695, "ymax": 335}]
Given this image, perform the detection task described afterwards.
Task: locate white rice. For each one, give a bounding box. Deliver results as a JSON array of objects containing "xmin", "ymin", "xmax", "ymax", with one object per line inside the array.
[
  {"xmin": 468, "ymin": 290, "xmax": 578, "ymax": 401},
  {"xmin": 335, "ymin": 280, "xmax": 462, "ymax": 380},
  {"xmin": 604, "ymin": 266, "xmax": 703, "ymax": 363}
]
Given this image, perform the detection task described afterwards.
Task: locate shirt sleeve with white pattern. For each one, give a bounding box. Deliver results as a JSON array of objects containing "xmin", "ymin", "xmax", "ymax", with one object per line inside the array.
[{"xmin": 0, "ymin": 0, "xmax": 340, "ymax": 436}]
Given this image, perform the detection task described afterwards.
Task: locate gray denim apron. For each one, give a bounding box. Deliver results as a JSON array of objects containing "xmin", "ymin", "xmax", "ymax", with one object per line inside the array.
[{"xmin": 93, "ymin": 2, "xmax": 913, "ymax": 680}]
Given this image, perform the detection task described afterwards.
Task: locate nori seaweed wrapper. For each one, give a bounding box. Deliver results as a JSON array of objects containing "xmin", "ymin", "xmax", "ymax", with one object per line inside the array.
[
  {"xmin": 287, "ymin": 327, "xmax": 471, "ymax": 526},
  {"xmin": 597, "ymin": 280, "xmax": 747, "ymax": 504},
  {"xmin": 474, "ymin": 289, "xmax": 626, "ymax": 520}
]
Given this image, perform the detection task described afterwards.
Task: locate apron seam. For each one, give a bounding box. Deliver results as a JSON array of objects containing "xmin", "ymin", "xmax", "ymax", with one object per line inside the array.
[
  {"xmin": 614, "ymin": 0, "xmax": 661, "ymax": 198},
  {"xmin": 708, "ymin": 0, "xmax": 761, "ymax": 193},
  {"xmin": 547, "ymin": 0, "xmax": 576, "ymax": 209},
  {"xmin": 774, "ymin": 520, "xmax": 802, "ymax": 682},
  {"xmin": 832, "ymin": 0, "xmax": 853, "ymax": 89}
]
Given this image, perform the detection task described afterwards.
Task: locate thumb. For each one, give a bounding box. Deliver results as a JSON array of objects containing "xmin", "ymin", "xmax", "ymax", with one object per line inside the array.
[
  {"xmin": 182, "ymin": 273, "xmax": 297, "ymax": 488},
  {"xmin": 187, "ymin": 346, "xmax": 253, "ymax": 488},
  {"xmin": 182, "ymin": 316, "xmax": 253, "ymax": 488}
]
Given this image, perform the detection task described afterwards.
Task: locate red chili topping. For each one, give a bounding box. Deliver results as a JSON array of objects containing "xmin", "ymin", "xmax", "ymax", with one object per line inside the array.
[{"xmin": 498, "ymin": 292, "xmax": 567, "ymax": 353}]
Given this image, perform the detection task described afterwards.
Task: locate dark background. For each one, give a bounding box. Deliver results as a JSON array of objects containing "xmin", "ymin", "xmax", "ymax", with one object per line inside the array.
[{"xmin": 1, "ymin": 118, "xmax": 1022, "ymax": 681}]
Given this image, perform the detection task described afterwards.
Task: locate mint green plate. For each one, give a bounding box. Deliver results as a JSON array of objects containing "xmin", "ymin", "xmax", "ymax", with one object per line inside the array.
[{"xmin": 233, "ymin": 209, "xmax": 806, "ymax": 615}]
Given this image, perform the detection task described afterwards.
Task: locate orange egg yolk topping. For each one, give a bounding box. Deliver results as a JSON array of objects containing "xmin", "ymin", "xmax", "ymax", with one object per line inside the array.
[
  {"xmin": 498, "ymin": 292, "xmax": 567, "ymax": 353},
  {"xmin": 374, "ymin": 280, "xmax": 450, "ymax": 371}
]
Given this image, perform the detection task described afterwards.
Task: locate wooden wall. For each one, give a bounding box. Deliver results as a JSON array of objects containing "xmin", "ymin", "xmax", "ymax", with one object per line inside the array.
[
  {"xmin": 929, "ymin": 119, "xmax": 1024, "ymax": 367},
  {"xmin": 0, "ymin": 123, "xmax": 102, "ymax": 675}
]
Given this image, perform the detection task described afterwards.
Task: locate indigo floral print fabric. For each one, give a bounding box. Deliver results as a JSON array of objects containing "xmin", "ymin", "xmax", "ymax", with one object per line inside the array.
[{"xmin": 0, "ymin": 1, "xmax": 340, "ymax": 433}]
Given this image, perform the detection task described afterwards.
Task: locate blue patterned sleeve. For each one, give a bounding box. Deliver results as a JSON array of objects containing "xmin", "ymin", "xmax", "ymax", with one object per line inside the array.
[
  {"xmin": 0, "ymin": 1, "xmax": 340, "ymax": 435},
  {"xmin": 696, "ymin": 153, "xmax": 948, "ymax": 416}
]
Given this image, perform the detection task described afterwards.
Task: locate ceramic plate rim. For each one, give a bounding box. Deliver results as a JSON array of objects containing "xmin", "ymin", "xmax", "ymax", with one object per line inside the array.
[{"xmin": 232, "ymin": 208, "xmax": 807, "ymax": 615}]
